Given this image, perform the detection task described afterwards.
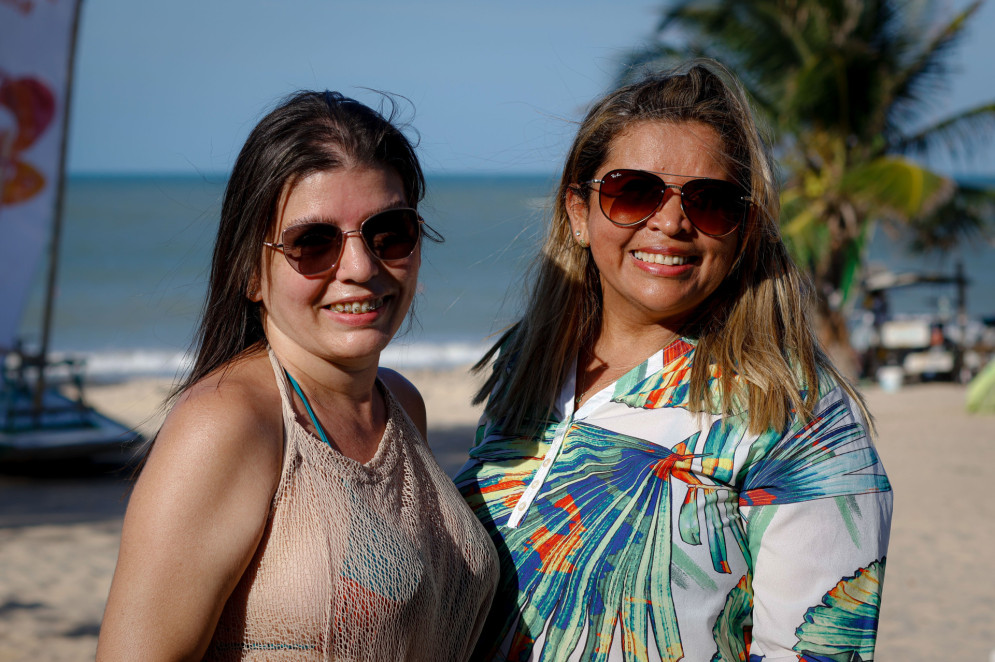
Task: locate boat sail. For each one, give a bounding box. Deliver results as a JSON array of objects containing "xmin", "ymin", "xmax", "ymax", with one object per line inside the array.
[{"xmin": 1, "ymin": 0, "xmax": 140, "ymax": 461}]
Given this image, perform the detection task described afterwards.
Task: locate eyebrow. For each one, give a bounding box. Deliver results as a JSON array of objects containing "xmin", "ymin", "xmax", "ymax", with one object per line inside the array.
[{"xmin": 284, "ymin": 201, "xmax": 410, "ymax": 230}]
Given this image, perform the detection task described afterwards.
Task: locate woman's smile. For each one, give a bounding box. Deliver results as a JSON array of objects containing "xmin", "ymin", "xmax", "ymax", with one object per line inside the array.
[
  {"xmin": 325, "ymin": 296, "xmax": 386, "ymax": 315},
  {"xmin": 631, "ymin": 250, "xmax": 694, "ymax": 267}
]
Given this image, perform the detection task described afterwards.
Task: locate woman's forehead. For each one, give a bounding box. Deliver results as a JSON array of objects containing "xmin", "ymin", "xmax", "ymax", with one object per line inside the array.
[
  {"xmin": 271, "ymin": 165, "xmax": 406, "ymax": 230},
  {"xmin": 601, "ymin": 120, "xmax": 735, "ymax": 180}
]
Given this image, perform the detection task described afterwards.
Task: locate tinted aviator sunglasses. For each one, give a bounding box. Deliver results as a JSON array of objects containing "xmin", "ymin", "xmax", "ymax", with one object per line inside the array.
[
  {"xmin": 582, "ymin": 168, "xmax": 752, "ymax": 237},
  {"xmin": 263, "ymin": 207, "xmax": 423, "ymax": 276}
]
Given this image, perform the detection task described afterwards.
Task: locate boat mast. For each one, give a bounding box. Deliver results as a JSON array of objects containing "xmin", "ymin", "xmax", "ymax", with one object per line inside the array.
[{"xmin": 32, "ymin": 0, "xmax": 84, "ymax": 413}]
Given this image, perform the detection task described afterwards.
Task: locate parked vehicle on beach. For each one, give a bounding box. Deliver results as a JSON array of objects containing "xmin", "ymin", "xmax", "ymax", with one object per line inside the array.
[
  {"xmin": 854, "ymin": 264, "xmax": 995, "ymax": 386},
  {"xmin": 1, "ymin": 345, "xmax": 139, "ymax": 463}
]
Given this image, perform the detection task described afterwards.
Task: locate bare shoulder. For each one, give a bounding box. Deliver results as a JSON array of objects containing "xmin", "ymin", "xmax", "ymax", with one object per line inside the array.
[
  {"xmin": 99, "ymin": 352, "xmax": 285, "ymax": 659},
  {"xmin": 136, "ymin": 351, "xmax": 285, "ymax": 527},
  {"xmin": 378, "ymin": 367, "xmax": 428, "ymax": 441},
  {"xmin": 158, "ymin": 353, "xmax": 284, "ymax": 480}
]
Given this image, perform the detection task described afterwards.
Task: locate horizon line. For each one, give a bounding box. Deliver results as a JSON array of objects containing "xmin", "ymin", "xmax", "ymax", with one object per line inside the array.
[{"xmin": 66, "ymin": 169, "xmax": 561, "ymax": 179}]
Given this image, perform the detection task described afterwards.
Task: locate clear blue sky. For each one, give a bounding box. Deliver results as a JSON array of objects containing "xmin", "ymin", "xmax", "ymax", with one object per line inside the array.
[{"xmin": 67, "ymin": 0, "xmax": 995, "ymax": 177}]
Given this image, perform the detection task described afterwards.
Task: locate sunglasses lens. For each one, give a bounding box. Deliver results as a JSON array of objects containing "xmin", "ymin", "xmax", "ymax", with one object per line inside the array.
[
  {"xmin": 681, "ymin": 179, "xmax": 747, "ymax": 236},
  {"xmin": 361, "ymin": 208, "xmax": 421, "ymax": 261},
  {"xmin": 598, "ymin": 170, "xmax": 663, "ymax": 225},
  {"xmin": 275, "ymin": 208, "xmax": 421, "ymax": 275},
  {"xmin": 596, "ymin": 169, "xmax": 747, "ymax": 236},
  {"xmin": 281, "ymin": 223, "xmax": 343, "ymax": 275}
]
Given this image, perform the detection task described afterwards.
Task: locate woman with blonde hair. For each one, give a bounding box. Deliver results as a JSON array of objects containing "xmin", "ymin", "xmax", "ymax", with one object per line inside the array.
[{"xmin": 457, "ymin": 61, "xmax": 892, "ymax": 661}]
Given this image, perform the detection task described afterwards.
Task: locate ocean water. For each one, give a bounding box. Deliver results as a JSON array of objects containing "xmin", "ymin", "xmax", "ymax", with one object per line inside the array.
[{"xmin": 15, "ymin": 173, "xmax": 995, "ymax": 379}]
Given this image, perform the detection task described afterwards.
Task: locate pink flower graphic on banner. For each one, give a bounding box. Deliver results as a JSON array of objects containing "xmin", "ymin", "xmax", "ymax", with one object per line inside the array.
[{"xmin": 0, "ymin": 75, "xmax": 55, "ymax": 206}]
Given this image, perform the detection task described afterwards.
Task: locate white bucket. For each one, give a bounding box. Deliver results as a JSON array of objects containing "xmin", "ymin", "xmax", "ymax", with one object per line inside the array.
[{"xmin": 877, "ymin": 366, "xmax": 904, "ymax": 393}]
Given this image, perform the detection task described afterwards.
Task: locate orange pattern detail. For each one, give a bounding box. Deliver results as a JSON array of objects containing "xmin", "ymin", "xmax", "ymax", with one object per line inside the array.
[
  {"xmin": 523, "ymin": 494, "xmax": 586, "ymax": 574},
  {"xmin": 0, "ymin": 76, "xmax": 54, "ymax": 206}
]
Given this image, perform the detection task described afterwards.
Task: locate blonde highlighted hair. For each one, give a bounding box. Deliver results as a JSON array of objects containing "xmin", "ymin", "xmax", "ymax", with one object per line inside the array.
[{"xmin": 474, "ymin": 60, "xmax": 868, "ymax": 436}]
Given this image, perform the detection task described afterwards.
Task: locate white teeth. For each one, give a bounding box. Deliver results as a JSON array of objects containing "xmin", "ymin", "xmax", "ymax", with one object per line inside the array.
[
  {"xmin": 330, "ymin": 297, "xmax": 384, "ymax": 314},
  {"xmin": 633, "ymin": 251, "xmax": 690, "ymax": 266}
]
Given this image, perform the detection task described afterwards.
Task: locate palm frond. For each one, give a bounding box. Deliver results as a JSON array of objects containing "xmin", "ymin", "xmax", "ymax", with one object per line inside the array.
[
  {"xmin": 886, "ymin": 0, "xmax": 983, "ymax": 135},
  {"xmin": 905, "ymin": 182, "xmax": 995, "ymax": 253},
  {"xmin": 840, "ymin": 156, "xmax": 955, "ymax": 219},
  {"xmin": 894, "ymin": 102, "xmax": 995, "ymax": 162}
]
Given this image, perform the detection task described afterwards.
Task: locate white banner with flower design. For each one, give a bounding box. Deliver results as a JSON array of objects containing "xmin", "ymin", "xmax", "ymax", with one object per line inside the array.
[{"xmin": 0, "ymin": 0, "xmax": 81, "ymax": 351}]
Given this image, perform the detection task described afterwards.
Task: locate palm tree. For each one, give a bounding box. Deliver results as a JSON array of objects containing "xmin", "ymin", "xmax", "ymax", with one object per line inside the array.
[{"xmin": 621, "ymin": 0, "xmax": 995, "ymax": 372}]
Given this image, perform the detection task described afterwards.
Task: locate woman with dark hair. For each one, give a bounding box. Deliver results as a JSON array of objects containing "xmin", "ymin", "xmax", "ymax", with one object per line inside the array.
[
  {"xmin": 457, "ymin": 61, "xmax": 892, "ymax": 661},
  {"xmin": 97, "ymin": 91, "xmax": 498, "ymax": 661}
]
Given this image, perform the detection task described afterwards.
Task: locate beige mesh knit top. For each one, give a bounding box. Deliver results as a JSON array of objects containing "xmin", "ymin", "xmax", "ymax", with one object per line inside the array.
[{"xmin": 205, "ymin": 350, "xmax": 499, "ymax": 661}]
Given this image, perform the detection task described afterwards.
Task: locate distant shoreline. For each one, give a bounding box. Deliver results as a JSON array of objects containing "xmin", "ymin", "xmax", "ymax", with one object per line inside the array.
[
  {"xmin": 66, "ymin": 171, "xmax": 994, "ymax": 185},
  {"xmin": 64, "ymin": 171, "xmax": 563, "ymax": 184}
]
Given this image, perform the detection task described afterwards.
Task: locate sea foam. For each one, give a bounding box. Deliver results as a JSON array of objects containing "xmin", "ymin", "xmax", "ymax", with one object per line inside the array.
[{"xmin": 61, "ymin": 340, "xmax": 492, "ymax": 382}]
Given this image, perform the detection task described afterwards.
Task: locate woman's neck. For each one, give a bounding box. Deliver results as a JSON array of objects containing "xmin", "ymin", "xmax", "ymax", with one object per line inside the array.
[
  {"xmin": 266, "ymin": 337, "xmax": 386, "ymax": 463},
  {"xmin": 575, "ymin": 323, "xmax": 679, "ymax": 409}
]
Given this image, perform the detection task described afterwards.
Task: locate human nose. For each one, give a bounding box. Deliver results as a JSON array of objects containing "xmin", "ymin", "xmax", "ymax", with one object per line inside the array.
[
  {"xmin": 334, "ymin": 230, "xmax": 379, "ymax": 282},
  {"xmin": 645, "ymin": 185, "xmax": 691, "ymax": 236}
]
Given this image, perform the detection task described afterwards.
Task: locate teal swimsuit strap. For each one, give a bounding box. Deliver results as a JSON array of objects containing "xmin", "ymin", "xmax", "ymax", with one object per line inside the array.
[{"xmin": 284, "ymin": 370, "xmax": 332, "ymax": 447}]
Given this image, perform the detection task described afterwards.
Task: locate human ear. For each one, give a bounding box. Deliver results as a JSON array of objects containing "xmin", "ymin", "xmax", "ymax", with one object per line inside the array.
[
  {"xmin": 247, "ymin": 274, "xmax": 262, "ymax": 302},
  {"xmin": 565, "ymin": 187, "xmax": 590, "ymax": 248}
]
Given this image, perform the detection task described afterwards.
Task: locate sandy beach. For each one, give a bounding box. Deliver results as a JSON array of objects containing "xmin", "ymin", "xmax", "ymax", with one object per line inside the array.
[{"xmin": 1, "ymin": 370, "xmax": 992, "ymax": 661}]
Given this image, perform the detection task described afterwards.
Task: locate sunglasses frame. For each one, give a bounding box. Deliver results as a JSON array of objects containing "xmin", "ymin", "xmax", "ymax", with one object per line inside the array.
[
  {"xmin": 581, "ymin": 168, "xmax": 753, "ymax": 237},
  {"xmin": 263, "ymin": 206, "xmax": 423, "ymax": 276}
]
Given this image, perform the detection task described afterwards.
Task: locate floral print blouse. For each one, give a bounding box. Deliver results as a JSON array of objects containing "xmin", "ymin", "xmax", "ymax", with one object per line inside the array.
[{"xmin": 456, "ymin": 338, "xmax": 892, "ymax": 661}]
